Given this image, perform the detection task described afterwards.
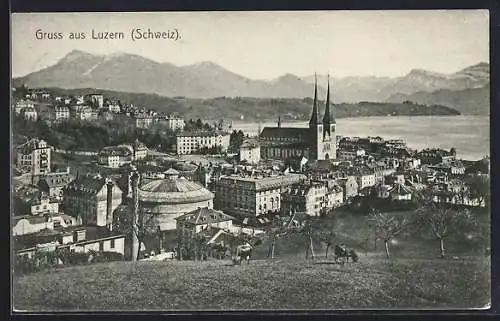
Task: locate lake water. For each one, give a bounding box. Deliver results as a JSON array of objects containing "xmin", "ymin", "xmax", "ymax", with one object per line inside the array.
[{"xmin": 233, "ymin": 115, "xmax": 490, "ymax": 161}]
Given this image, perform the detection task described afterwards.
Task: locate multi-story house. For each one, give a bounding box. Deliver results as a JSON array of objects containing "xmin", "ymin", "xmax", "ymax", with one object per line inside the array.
[
  {"xmin": 12, "ymin": 214, "xmax": 78, "ymax": 236},
  {"xmin": 176, "ymin": 131, "xmax": 231, "ymax": 155},
  {"xmin": 416, "ymin": 148, "xmax": 456, "ymax": 165},
  {"xmin": 175, "ymin": 207, "xmax": 235, "ymax": 234},
  {"xmin": 156, "ymin": 115, "xmax": 185, "ymax": 131},
  {"xmin": 14, "ymin": 99, "xmax": 35, "ymax": 115},
  {"xmin": 62, "ymin": 173, "xmax": 123, "ymax": 229},
  {"xmin": 214, "ymin": 173, "xmax": 306, "ymax": 218},
  {"xmin": 88, "ymin": 94, "xmax": 104, "ymax": 108},
  {"xmin": 16, "ymin": 138, "xmax": 51, "ymax": 178},
  {"xmin": 74, "ymin": 106, "xmax": 93, "ymax": 121},
  {"xmin": 335, "ymin": 176, "xmax": 358, "ymax": 202},
  {"xmin": 281, "ymin": 181, "xmax": 328, "ymax": 217},
  {"xmin": 29, "ymin": 194, "xmax": 60, "ymax": 215},
  {"xmin": 49, "ymin": 106, "xmax": 70, "ymax": 123},
  {"xmin": 108, "ymin": 102, "xmax": 121, "ymax": 113},
  {"xmin": 21, "ymin": 107, "xmax": 38, "ymax": 121},
  {"xmin": 239, "ymin": 139, "xmax": 260, "ymax": 164},
  {"xmin": 366, "ymin": 161, "xmax": 397, "ymax": 185},
  {"xmin": 134, "ymin": 114, "xmax": 154, "ymax": 129},
  {"xmin": 132, "ymin": 140, "xmax": 148, "ymax": 160},
  {"xmin": 37, "ymin": 168, "xmax": 74, "ymax": 200},
  {"xmin": 337, "ymin": 148, "xmax": 365, "ymax": 160},
  {"xmin": 351, "ymin": 167, "xmax": 376, "ymax": 191},
  {"xmin": 98, "ymin": 146, "xmax": 134, "ymax": 168}
]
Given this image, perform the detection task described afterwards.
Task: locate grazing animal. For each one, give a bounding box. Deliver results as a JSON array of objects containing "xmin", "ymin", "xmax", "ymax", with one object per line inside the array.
[
  {"xmin": 334, "ymin": 244, "xmax": 359, "ymax": 264},
  {"xmin": 232, "ymin": 244, "xmax": 252, "ymax": 265}
]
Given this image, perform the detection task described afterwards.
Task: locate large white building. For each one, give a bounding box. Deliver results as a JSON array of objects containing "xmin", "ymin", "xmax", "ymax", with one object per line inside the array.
[
  {"xmin": 157, "ymin": 115, "xmax": 185, "ymax": 131},
  {"xmin": 176, "ymin": 131, "xmax": 230, "ymax": 155},
  {"xmin": 214, "ymin": 173, "xmax": 306, "ymax": 218},
  {"xmin": 239, "ymin": 139, "xmax": 261, "ymax": 164},
  {"xmin": 98, "ymin": 146, "xmax": 134, "ymax": 168}
]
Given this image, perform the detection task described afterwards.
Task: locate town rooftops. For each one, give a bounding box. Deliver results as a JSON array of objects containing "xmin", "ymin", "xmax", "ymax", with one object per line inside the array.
[
  {"xmin": 38, "ymin": 171, "xmax": 74, "ymax": 188},
  {"xmin": 219, "ymin": 173, "xmax": 306, "ymax": 191},
  {"xmin": 240, "ymin": 139, "xmax": 260, "ymax": 149},
  {"xmin": 175, "ymin": 207, "xmax": 235, "ymax": 225},
  {"xmin": 65, "ymin": 173, "xmax": 115, "ymax": 195},
  {"xmin": 17, "ymin": 138, "xmax": 50, "ymax": 152},
  {"xmin": 14, "ymin": 225, "xmax": 124, "ymax": 252},
  {"xmin": 284, "ymin": 182, "xmax": 325, "ymax": 196},
  {"xmin": 13, "ymin": 213, "xmax": 75, "ymax": 226},
  {"xmin": 133, "ymin": 139, "xmax": 147, "ymax": 150},
  {"xmin": 99, "ymin": 146, "xmax": 132, "ymax": 157},
  {"xmin": 176, "ymin": 130, "xmax": 228, "ymax": 137},
  {"xmin": 54, "ymin": 106, "xmax": 70, "ymax": 112}
]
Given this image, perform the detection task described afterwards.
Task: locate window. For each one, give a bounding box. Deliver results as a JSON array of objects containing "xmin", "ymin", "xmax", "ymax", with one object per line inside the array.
[
  {"xmin": 99, "ymin": 241, "xmax": 104, "ymax": 252},
  {"xmin": 110, "ymin": 239, "xmax": 115, "ymax": 249}
]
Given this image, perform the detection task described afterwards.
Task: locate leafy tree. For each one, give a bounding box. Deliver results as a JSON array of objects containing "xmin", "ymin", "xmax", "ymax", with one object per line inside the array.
[
  {"xmin": 368, "ymin": 209, "xmax": 409, "ymax": 259},
  {"xmin": 415, "ymin": 203, "xmax": 476, "ymax": 258},
  {"xmin": 465, "ymin": 174, "xmax": 490, "ymax": 208},
  {"xmin": 229, "ymin": 130, "xmax": 245, "ymax": 152}
]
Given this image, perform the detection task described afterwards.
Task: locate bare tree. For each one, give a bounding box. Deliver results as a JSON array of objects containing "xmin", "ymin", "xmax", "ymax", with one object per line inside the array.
[
  {"xmin": 301, "ymin": 218, "xmax": 317, "ymax": 261},
  {"xmin": 415, "ymin": 203, "xmax": 476, "ymax": 258},
  {"xmin": 368, "ymin": 210, "xmax": 409, "ymax": 259},
  {"xmin": 266, "ymin": 226, "xmax": 287, "ymax": 259},
  {"xmin": 112, "ymin": 205, "xmax": 158, "ymax": 261},
  {"xmin": 318, "ymin": 215, "xmax": 338, "ymax": 258}
]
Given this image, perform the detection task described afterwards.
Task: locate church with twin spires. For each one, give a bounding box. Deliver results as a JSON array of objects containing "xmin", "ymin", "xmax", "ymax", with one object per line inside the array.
[{"xmin": 259, "ymin": 75, "xmax": 336, "ymax": 161}]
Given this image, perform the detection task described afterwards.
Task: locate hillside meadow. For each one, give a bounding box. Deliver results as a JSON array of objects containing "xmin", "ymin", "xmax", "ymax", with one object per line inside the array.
[{"xmin": 13, "ymin": 209, "xmax": 491, "ymax": 311}]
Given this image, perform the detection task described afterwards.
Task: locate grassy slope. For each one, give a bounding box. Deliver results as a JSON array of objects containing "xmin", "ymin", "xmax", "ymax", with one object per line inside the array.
[
  {"xmin": 14, "ymin": 257, "xmax": 490, "ymax": 311},
  {"xmin": 13, "ymin": 210, "xmax": 491, "ymax": 311}
]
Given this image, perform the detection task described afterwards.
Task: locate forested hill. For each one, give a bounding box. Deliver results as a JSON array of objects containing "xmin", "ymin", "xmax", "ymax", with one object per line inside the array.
[{"xmin": 38, "ymin": 87, "xmax": 460, "ymax": 122}]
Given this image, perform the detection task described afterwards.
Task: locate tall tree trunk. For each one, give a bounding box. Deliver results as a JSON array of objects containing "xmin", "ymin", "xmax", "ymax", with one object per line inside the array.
[
  {"xmin": 309, "ymin": 235, "xmax": 315, "ymax": 260},
  {"xmin": 271, "ymin": 241, "xmax": 275, "ymax": 259},
  {"xmin": 135, "ymin": 239, "xmax": 142, "ymax": 261},
  {"xmin": 384, "ymin": 240, "xmax": 390, "ymax": 259},
  {"xmin": 440, "ymin": 238, "xmax": 446, "ymax": 258},
  {"xmin": 325, "ymin": 244, "xmax": 330, "ymax": 258}
]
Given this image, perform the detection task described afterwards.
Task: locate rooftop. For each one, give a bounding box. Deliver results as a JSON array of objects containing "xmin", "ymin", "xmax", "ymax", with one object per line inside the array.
[
  {"xmin": 176, "ymin": 131, "xmax": 228, "ymax": 137},
  {"xmin": 139, "ymin": 176, "xmax": 214, "ymax": 204},
  {"xmin": 219, "ymin": 173, "xmax": 306, "ymax": 191},
  {"xmin": 14, "ymin": 225, "xmax": 124, "ymax": 252},
  {"xmin": 260, "ymin": 127, "xmax": 309, "ymax": 140},
  {"xmin": 175, "ymin": 207, "xmax": 235, "ymax": 225},
  {"xmin": 65, "ymin": 173, "xmax": 117, "ymax": 195}
]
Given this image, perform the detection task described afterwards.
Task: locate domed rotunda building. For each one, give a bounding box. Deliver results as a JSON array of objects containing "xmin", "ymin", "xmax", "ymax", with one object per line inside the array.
[{"xmin": 138, "ymin": 168, "xmax": 214, "ymax": 231}]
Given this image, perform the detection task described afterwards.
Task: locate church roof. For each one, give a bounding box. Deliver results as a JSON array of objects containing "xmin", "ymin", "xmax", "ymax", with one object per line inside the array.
[{"xmin": 259, "ymin": 127, "xmax": 309, "ymax": 140}]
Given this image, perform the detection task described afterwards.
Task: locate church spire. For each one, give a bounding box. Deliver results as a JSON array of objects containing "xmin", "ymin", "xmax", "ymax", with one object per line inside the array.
[
  {"xmin": 309, "ymin": 73, "xmax": 320, "ymax": 126},
  {"xmin": 322, "ymin": 73, "xmax": 331, "ymax": 126}
]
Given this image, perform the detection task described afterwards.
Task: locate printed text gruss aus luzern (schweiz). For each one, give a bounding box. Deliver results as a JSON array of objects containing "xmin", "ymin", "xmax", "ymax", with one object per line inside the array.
[{"xmin": 34, "ymin": 28, "xmax": 181, "ymax": 41}]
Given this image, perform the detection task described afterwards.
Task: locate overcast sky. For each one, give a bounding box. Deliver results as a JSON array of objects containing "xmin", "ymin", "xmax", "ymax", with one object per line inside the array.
[{"xmin": 11, "ymin": 10, "xmax": 489, "ymax": 79}]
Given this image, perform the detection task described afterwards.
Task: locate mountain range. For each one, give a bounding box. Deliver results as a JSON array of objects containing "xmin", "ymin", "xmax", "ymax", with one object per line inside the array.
[{"xmin": 14, "ymin": 50, "xmax": 489, "ymax": 115}]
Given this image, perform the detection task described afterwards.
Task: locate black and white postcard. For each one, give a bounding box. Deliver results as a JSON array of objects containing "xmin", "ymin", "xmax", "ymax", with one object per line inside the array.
[{"xmin": 10, "ymin": 10, "xmax": 491, "ymax": 311}]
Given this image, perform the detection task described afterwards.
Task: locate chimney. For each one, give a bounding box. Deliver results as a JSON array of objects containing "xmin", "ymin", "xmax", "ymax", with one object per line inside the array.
[
  {"xmin": 106, "ymin": 180, "xmax": 114, "ymax": 231},
  {"xmin": 74, "ymin": 229, "xmax": 86, "ymax": 242}
]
